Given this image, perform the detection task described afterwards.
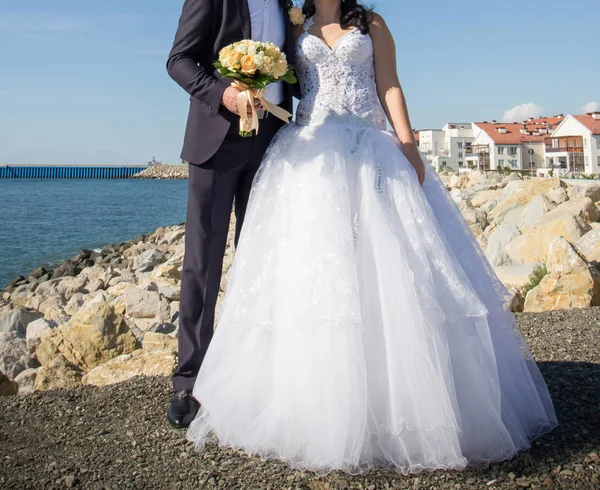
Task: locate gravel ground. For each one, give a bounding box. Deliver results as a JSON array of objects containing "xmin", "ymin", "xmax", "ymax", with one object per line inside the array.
[{"xmin": 1, "ymin": 308, "xmax": 599, "ymax": 490}]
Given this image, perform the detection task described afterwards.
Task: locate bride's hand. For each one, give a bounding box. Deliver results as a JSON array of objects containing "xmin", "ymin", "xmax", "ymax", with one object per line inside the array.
[{"xmin": 409, "ymin": 156, "xmax": 426, "ymax": 186}]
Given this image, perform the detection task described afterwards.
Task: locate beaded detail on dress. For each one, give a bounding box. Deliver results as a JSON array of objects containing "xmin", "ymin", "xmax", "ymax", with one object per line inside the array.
[{"xmin": 295, "ymin": 18, "xmax": 386, "ymax": 129}]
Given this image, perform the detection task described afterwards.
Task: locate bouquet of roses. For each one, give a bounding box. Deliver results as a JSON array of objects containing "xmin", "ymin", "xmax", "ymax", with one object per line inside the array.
[{"xmin": 215, "ymin": 40, "xmax": 297, "ymax": 137}]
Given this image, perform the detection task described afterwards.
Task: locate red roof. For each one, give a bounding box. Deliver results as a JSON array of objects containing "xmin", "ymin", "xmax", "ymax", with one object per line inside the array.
[
  {"xmin": 574, "ymin": 115, "xmax": 600, "ymax": 135},
  {"xmin": 475, "ymin": 116, "xmax": 565, "ymax": 144}
]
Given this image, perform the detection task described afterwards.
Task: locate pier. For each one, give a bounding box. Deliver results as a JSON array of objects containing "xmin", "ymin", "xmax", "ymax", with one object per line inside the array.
[{"xmin": 0, "ymin": 164, "xmax": 149, "ymax": 179}]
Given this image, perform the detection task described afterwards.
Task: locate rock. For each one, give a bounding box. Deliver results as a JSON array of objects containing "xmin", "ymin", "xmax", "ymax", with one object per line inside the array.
[
  {"xmin": 106, "ymin": 281, "xmax": 137, "ymax": 298},
  {"xmin": 506, "ymin": 213, "xmax": 589, "ymax": 265},
  {"xmin": 55, "ymin": 275, "xmax": 89, "ymax": 301},
  {"xmin": 479, "ymin": 199, "xmax": 497, "ymax": 214},
  {"xmin": 493, "ymin": 203, "xmax": 526, "ymax": 226},
  {"xmin": 0, "ymin": 331, "xmax": 30, "ymax": 379},
  {"xmin": 547, "ymin": 187, "xmax": 568, "ymax": 204},
  {"xmin": 82, "ymin": 349, "xmax": 177, "ymax": 387},
  {"xmin": 0, "ymin": 307, "xmax": 43, "ymax": 335},
  {"xmin": 159, "ymin": 228, "xmax": 185, "ymax": 246},
  {"xmin": 34, "ymin": 354, "xmax": 83, "ymax": 391},
  {"xmin": 543, "ymin": 197, "xmax": 599, "ymax": 225},
  {"xmin": 86, "ymin": 278, "xmax": 105, "ymax": 293},
  {"xmin": 26, "ymin": 318, "xmax": 52, "ymax": 356},
  {"xmin": 52, "ymin": 260, "xmax": 80, "ymax": 279},
  {"xmin": 576, "ymin": 229, "xmax": 600, "ymax": 263},
  {"xmin": 158, "ymin": 286, "xmax": 180, "ymax": 302},
  {"xmin": 0, "ymin": 370, "xmax": 18, "ymax": 396},
  {"xmin": 568, "ymin": 184, "xmax": 600, "ymax": 203},
  {"xmin": 485, "ymin": 223, "xmax": 521, "ymax": 267},
  {"xmin": 124, "ymin": 288, "xmax": 171, "ymax": 322},
  {"xmin": 133, "ymin": 164, "xmax": 188, "ymax": 180},
  {"xmin": 150, "ymin": 253, "xmax": 184, "ymax": 282},
  {"xmin": 64, "ymin": 293, "xmax": 86, "ymax": 315},
  {"xmin": 132, "ymin": 249, "xmax": 165, "ymax": 272},
  {"xmin": 518, "ymin": 194, "xmax": 555, "ymax": 230},
  {"xmin": 507, "ymin": 286, "xmax": 525, "ymax": 313},
  {"xmin": 494, "ymin": 263, "xmax": 543, "ymax": 289},
  {"xmin": 13, "ymin": 368, "xmax": 38, "ymax": 395},
  {"xmin": 502, "ymin": 172, "xmax": 523, "ymax": 183},
  {"xmin": 8, "ymin": 283, "xmax": 36, "ymax": 307},
  {"xmin": 461, "ymin": 207, "xmax": 488, "ymax": 237},
  {"xmin": 142, "ymin": 332, "xmax": 178, "ymax": 353},
  {"xmin": 489, "ymin": 178, "xmax": 563, "ymax": 222},
  {"xmin": 546, "ymin": 236, "xmax": 589, "ymax": 275},
  {"xmin": 43, "ymin": 304, "xmax": 69, "ymax": 326},
  {"xmin": 36, "ymin": 302, "xmax": 138, "ymax": 372},
  {"xmin": 524, "ymin": 237, "xmax": 600, "ymax": 312},
  {"xmin": 470, "ymin": 189, "xmax": 503, "ymax": 208}
]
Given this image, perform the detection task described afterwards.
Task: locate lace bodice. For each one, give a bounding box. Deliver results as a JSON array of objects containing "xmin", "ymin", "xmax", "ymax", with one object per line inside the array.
[{"xmin": 295, "ymin": 19, "xmax": 386, "ymax": 129}]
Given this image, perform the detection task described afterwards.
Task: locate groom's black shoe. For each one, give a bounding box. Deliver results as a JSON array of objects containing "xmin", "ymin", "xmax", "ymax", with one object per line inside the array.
[{"xmin": 167, "ymin": 390, "xmax": 200, "ymax": 429}]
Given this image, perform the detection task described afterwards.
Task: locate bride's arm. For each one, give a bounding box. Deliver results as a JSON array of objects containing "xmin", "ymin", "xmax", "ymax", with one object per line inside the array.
[{"xmin": 370, "ymin": 14, "xmax": 425, "ymax": 185}]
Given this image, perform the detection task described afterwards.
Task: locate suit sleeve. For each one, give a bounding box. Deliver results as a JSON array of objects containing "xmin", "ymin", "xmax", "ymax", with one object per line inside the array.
[{"xmin": 167, "ymin": 0, "xmax": 228, "ymax": 116}]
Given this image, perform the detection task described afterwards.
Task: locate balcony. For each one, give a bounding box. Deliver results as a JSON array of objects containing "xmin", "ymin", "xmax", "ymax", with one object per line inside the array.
[{"xmin": 545, "ymin": 146, "xmax": 584, "ymax": 153}]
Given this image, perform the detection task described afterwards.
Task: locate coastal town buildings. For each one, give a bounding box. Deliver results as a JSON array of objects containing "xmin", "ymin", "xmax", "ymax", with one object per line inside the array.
[{"xmin": 419, "ymin": 112, "xmax": 600, "ymax": 177}]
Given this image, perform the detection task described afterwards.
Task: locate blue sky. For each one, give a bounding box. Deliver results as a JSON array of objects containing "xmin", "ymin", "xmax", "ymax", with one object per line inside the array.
[{"xmin": 0, "ymin": 0, "xmax": 597, "ymax": 165}]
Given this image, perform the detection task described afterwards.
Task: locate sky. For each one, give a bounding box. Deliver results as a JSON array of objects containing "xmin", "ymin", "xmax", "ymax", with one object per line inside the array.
[{"xmin": 0, "ymin": 0, "xmax": 598, "ymax": 165}]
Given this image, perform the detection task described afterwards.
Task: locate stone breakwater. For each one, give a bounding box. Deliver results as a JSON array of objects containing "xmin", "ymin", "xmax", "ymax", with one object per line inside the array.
[
  {"xmin": 0, "ymin": 218, "xmax": 235, "ymax": 396},
  {"xmin": 1, "ymin": 171, "xmax": 600, "ymax": 396},
  {"xmin": 133, "ymin": 164, "xmax": 189, "ymax": 179}
]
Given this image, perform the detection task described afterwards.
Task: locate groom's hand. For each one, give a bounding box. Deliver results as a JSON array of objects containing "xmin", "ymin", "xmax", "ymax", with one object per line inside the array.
[{"xmin": 221, "ymin": 86, "xmax": 262, "ymax": 116}]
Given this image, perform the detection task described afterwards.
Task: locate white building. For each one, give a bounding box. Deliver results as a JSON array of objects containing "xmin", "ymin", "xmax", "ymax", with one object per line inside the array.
[
  {"xmin": 543, "ymin": 113, "xmax": 600, "ymax": 176},
  {"xmin": 419, "ymin": 123, "xmax": 475, "ymax": 171},
  {"xmin": 466, "ymin": 117, "xmax": 564, "ymax": 172}
]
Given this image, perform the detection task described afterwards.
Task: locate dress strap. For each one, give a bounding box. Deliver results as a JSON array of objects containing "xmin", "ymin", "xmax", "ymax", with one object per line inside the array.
[{"xmin": 303, "ymin": 16, "xmax": 314, "ymax": 32}]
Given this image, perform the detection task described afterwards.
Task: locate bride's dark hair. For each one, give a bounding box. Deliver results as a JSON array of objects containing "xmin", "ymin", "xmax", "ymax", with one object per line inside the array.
[{"xmin": 301, "ymin": 0, "xmax": 374, "ymax": 35}]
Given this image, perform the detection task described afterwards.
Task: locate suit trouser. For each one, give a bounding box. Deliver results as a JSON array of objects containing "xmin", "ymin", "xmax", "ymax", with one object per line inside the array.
[{"xmin": 173, "ymin": 115, "xmax": 283, "ymax": 392}]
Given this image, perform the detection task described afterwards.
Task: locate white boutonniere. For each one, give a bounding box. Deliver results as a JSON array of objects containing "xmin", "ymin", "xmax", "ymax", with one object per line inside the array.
[{"xmin": 288, "ymin": 7, "xmax": 306, "ymax": 26}]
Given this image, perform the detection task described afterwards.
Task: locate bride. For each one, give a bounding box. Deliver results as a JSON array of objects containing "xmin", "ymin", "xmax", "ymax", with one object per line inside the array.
[{"xmin": 187, "ymin": 0, "xmax": 557, "ymax": 475}]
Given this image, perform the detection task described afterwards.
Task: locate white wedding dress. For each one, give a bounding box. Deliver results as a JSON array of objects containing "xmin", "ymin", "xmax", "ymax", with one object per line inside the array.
[{"xmin": 187, "ymin": 20, "xmax": 557, "ymax": 475}]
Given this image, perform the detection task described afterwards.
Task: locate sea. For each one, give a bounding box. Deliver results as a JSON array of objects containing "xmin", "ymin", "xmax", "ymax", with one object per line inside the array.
[{"xmin": 0, "ymin": 179, "xmax": 189, "ymax": 289}]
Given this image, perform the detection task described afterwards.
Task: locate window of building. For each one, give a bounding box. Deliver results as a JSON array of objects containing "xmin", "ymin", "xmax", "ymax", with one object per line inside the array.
[
  {"xmin": 457, "ymin": 142, "xmax": 463, "ymax": 149},
  {"xmin": 596, "ymin": 139, "xmax": 600, "ymax": 150},
  {"xmin": 510, "ymin": 159, "xmax": 518, "ymax": 168},
  {"xmin": 458, "ymin": 161, "xmax": 464, "ymax": 167},
  {"xmin": 498, "ymin": 147, "xmax": 505, "ymax": 154},
  {"xmin": 498, "ymin": 159, "xmax": 505, "ymax": 166},
  {"xmin": 509, "ymin": 147, "xmax": 518, "ymax": 155},
  {"xmin": 458, "ymin": 152, "xmax": 463, "ymax": 158},
  {"xmin": 441, "ymin": 161, "xmax": 447, "ymax": 167},
  {"xmin": 597, "ymin": 156, "xmax": 600, "ymax": 167}
]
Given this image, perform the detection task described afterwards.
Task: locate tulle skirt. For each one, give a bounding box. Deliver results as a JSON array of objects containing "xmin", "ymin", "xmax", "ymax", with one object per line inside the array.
[{"xmin": 187, "ymin": 121, "xmax": 557, "ymax": 475}]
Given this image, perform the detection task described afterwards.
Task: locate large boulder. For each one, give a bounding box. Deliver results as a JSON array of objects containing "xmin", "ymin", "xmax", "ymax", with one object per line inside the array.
[
  {"xmin": 142, "ymin": 332, "xmax": 178, "ymax": 353},
  {"xmin": 524, "ymin": 237, "xmax": 600, "ymax": 312},
  {"xmin": 124, "ymin": 288, "xmax": 171, "ymax": 322},
  {"xmin": 547, "ymin": 187, "xmax": 569, "ymax": 204},
  {"xmin": 26, "ymin": 317, "xmax": 52, "ymax": 356},
  {"xmin": 0, "ymin": 370, "xmax": 18, "ymax": 396},
  {"xmin": 576, "ymin": 229, "xmax": 600, "ymax": 263},
  {"xmin": 517, "ymin": 194, "xmax": 555, "ymax": 230},
  {"xmin": 150, "ymin": 253, "xmax": 184, "ymax": 282},
  {"xmin": 82, "ymin": 349, "xmax": 176, "ymax": 387},
  {"xmin": 470, "ymin": 189, "xmax": 503, "ymax": 208},
  {"xmin": 34, "ymin": 355, "xmax": 83, "ymax": 391},
  {"xmin": 0, "ymin": 331, "xmax": 30, "ymax": 379},
  {"xmin": 568, "ymin": 184, "xmax": 600, "ymax": 203},
  {"xmin": 542, "ymin": 197, "xmax": 599, "ymax": 225},
  {"xmin": 0, "ymin": 307, "xmax": 43, "ymax": 336},
  {"xmin": 489, "ymin": 178, "xmax": 563, "ymax": 221},
  {"xmin": 14, "ymin": 368, "xmax": 38, "ymax": 395},
  {"xmin": 132, "ymin": 249, "xmax": 166, "ymax": 272},
  {"xmin": 461, "ymin": 207, "xmax": 488, "ymax": 237},
  {"xmin": 485, "ymin": 223, "xmax": 521, "ymax": 267},
  {"xmin": 36, "ymin": 302, "xmax": 138, "ymax": 372},
  {"xmin": 506, "ymin": 212, "xmax": 590, "ymax": 265},
  {"xmin": 492, "ymin": 204, "xmax": 525, "ymax": 226}
]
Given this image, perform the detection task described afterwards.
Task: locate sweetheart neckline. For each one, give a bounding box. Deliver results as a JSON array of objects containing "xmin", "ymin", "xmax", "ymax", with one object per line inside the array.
[{"xmin": 296, "ymin": 28, "xmax": 360, "ymax": 54}]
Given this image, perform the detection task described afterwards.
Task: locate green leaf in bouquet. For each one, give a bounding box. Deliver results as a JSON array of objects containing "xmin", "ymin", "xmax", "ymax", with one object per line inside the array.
[{"xmin": 279, "ymin": 69, "xmax": 298, "ymax": 85}]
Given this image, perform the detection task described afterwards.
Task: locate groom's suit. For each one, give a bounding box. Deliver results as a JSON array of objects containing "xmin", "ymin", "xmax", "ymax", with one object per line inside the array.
[{"xmin": 168, "ymin": 0, "xmax": 295, "ymax": 392}]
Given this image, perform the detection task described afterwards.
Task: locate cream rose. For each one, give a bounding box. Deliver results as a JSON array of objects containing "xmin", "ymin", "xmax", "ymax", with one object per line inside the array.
[
  {"xmin": 226, "ymin": 50, "xmax": 243, "ymax": 70},
  {"xmin": 272, "ymin": 59, "xmax": 288, "ymax": 79},
  {"xmin": 288, "ymin": 7, "xmax": 306, "ymax": 26},
  {"xmin": 259, "ymin": 55, "xmax": 274, "ymax": 75},
  {"xmin": 240, "ymin": 54, "xmax": 259, "ymax": 75}
]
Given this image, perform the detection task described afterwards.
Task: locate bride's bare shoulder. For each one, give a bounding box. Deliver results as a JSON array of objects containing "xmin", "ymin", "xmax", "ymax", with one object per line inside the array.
[{"xmin": 369, "ymin": 13, "xmax": 390, "ymax": 33}]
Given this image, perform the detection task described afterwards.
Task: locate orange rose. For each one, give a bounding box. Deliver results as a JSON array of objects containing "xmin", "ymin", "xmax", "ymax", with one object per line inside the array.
[{"xmin": 227, "ymin": 50, "xmax": 242, "ymax": 69}]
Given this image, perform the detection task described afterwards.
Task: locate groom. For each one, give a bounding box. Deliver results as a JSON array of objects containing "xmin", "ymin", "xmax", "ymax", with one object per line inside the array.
[{"xmin": 166, "ymin": 0, "xmax": 295, "ymax": 428}]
